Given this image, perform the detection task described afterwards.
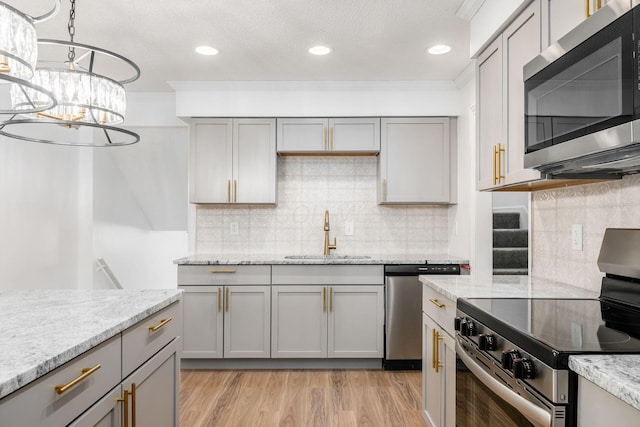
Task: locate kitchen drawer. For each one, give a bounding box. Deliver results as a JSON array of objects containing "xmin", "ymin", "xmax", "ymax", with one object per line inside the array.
[
  {"xmin": 122, "ymin": 302, "xmax": 181, "ymax": 378},
  {"xmin": 0, "ymin": 335, "xmax": 121, "ymax": 427},
  {"xmin": 272, "ymin": 265, "xmax": 383, "ymax": 285},
  {"xmin": 178, "ymin": 265, "xmax": 271, "ymax": 285},
  {"xmin": 423, "ymin": 285, "xmax": 455, "ymax": 336}
]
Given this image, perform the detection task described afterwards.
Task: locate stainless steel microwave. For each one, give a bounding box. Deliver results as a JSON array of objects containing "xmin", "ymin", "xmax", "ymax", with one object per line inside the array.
[{"xmin": 524, "ymin": 0, "xmax": 640, "ymax": 177}]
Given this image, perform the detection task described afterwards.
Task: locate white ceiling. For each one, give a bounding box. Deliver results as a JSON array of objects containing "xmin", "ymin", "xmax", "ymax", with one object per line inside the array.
[{"xmin": 11, "ymin": 0, "xmax": 472, "ymax": 92}]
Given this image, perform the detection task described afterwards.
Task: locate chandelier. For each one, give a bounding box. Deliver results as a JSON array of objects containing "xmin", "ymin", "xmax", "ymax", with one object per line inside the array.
[
  {"xmin": 0, "ymin": 1, "xmax": 58, "ymax": 114},
  {"xmin": 1, "ymin": 0, "xmax": 140, "ymax": 146}
]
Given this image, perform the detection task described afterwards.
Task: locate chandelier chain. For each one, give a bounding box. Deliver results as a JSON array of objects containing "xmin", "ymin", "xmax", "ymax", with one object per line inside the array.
[{"xmin": 67, "ymin": 0, "xmax": 76, "ymax": 63}]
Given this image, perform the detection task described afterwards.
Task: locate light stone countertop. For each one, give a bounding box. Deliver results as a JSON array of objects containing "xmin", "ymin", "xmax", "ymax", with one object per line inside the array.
[
  {"xmin": 420, "ymin": 275, "xmax": 640, "ymax": 413},
  {"xmin": 174, "ymin": 253, "xmax": 469, "ymax": 265},
  {"xmin": 419, "ymin": 274, "xmax": 600, "ymax": 301},
  {"xmin": 569, "ymin": 355, "xmax": 640, "ymax": 411},
  {"xmin": 0, "ymin": 289, "xmax": 183, "ymax": 400}
]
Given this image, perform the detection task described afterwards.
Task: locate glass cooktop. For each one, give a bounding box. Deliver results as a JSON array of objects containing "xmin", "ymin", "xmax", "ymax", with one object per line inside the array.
[{"xmin": 458, "ymin": 297, "xmax": 640, "ymax": 367}]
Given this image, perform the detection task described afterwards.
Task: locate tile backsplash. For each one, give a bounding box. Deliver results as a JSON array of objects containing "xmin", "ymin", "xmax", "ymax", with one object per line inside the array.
[
  {"xmin": 531, "ymin": 174, "xmax": 640, "ymax": 292},
  {"xmin": 195, "ymin": 157, "xmax": 449, "ymax": 257}
]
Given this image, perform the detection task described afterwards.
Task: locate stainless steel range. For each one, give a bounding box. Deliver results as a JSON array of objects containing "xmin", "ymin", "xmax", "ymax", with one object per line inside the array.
[{"xmin": 455, "ymin": 228, "xmax": 640, "ymax": 427}]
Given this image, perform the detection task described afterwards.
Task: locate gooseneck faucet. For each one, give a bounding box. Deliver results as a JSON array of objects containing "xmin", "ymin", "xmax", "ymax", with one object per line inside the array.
[{"xmin": 323, "ymin": 210, "xmax": 337, "ymax": 256}]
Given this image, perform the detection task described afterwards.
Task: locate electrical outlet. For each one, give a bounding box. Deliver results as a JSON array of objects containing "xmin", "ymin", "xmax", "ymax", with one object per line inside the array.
[
  {"xmin": 571, "ymin": 224, "xmax": 583, "ymax": 251},
  {"xmin": 230, "ymin": 222, "xmax": 239, "ymax": 235},
  {"xmin": 345, "ymin": 221, "xmax": 354, "ymax": 236}
]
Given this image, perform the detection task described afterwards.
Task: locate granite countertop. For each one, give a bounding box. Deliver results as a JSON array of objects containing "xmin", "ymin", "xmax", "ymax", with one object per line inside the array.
[
  {"xmin": 0, "ymin": 289, "xmax": 182, "ymax": 400},
  {"xmin": 174, "ymin": 253, "xmax": 469, "ymax": 265},
  {"xmin": 418, "ymin": 274, "xmax": 600, "ymax": 301},
  {"xmin": 569, "ymin": 355, "xmax": 640, "ymax": 412}
]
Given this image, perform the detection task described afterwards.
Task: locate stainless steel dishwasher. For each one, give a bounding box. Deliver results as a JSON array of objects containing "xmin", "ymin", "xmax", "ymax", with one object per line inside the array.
[{"xmin": 384, "ymin": 264, "xmax": 462, "ymax": 370}]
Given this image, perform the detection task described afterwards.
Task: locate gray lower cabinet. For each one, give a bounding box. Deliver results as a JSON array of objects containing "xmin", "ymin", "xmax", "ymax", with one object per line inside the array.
[
  {"xmin": 378, "ymin": 117, "xmax": 451, "ymax": 204},
  {"xmin": 178, "ymin": 265, "xmax": 272, "ymax": 359},
  {"xmin": 0, "ymin": 302, "xmax": 182, "ymax": 427},
  {"xmin": 271, "ymin": 285, "xmax": 384, "ymax": 358}
]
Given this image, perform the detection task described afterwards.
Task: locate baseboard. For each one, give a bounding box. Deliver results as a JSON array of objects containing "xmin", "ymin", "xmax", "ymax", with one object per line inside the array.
[{"xmin": 181, "ymin": 358, "xmax": 383, "ymax": 370}]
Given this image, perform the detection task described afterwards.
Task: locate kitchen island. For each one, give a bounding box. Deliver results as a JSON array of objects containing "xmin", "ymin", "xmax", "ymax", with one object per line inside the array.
[{"xmin": 0, "ymin": 289, "xmax": 183, "ymax": 426}]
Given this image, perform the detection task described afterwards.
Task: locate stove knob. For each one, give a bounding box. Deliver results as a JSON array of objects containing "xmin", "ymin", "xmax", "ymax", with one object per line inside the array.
[
  {"xmin": 501, "ymin": 349, "xmax": 521, "ymax": 370},
  {"xmin": 454, "ymin": 317, "xmax": 463, "ymax": 331},
  {"xmin": 513, "ymin": 358, "xmax": 536, "ymax": 380},
  {"xmin": 465, "ymin": 320, "xmax": 477, "ymax": 336},
  {"xmin": 478, "ymin": 334, "xmax": 497, "ymax": 351}
]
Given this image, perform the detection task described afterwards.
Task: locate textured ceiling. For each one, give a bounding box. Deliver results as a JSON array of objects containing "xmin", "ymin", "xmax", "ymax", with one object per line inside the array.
[{"xmin": 10, "ymin": 0, "xmax": 472, "ymax": 92}]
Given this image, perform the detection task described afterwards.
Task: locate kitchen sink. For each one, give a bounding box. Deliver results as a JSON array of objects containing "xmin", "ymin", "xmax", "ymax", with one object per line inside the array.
[{"xmin": 284, "ymin": 255, "xmax": 371, "ymax": 260}]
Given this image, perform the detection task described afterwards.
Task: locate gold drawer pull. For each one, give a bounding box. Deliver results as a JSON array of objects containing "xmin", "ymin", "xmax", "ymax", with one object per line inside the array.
[
  {"xmin": 149, "ymin": 317, "xmax": 172, "ymax": 332},
  {"xmin": 210, "ymin": 269, "xmax": 236, "ymax": 274},
  {"xmin": 429, "ymin": 298, "xmax": 446, "ymax": 308},
  {"xmin": 118, "ymin": 389, "xmax": 131, "ymax": 427},
  {"xmin": 55, "ymin": 364, "xmax": 101, "ymax": 394}
]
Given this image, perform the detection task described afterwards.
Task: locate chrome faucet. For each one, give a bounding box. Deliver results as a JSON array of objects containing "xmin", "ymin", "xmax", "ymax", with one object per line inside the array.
[{"xmin": 323, "ymin": 210, "xmax": 337, "ymax": 256}]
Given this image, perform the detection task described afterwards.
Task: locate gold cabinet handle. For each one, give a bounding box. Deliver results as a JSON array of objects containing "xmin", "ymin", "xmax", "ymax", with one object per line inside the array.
[
  {"xmin": 323, "ymin": 127, "xmax": 327, "ymax": 150},
  {"xmin": 585, "ymin": 0, "xmax": 590, "ymax": 18},
  {"xmin": 118, "ymin": 389, "xmax": 131, "ymax": 427},
  {"xmin": 492, "ymin": 144, "xmax": 497, "ymax": 185},
  {"xmin": 131, "ymin": 383, "xmax": 137, "ymax": 427},
  {"xmin": 211, "ymin": 269, "xmax": 236, "ymax": 273},
  {"xmin": 233, "ymin": 180, "xmax": 237, "ymax": 203},
  {"xmin": 497, "ymin": 143, "xmax": 505, "ymax": 183},
  {"xmin": 217, "ymin": 287, "xmax": 221, "ymax": 312},
  {"xmin": 431, "ymin": 329, "xmax": 436, "ymax": 369},
  {"xmin": 227, "ymin": 179, "xmax": 231, "ymax": 203},
  {"xmin": 429, "ymin": 298, "xmax": 445, "ymax": 309},
  {"xmin": 330, "ymin": 287, "xmax": 333, "ymax": 312},
  {"xmin": 329, "ymin": 127, "xmax": 334, "ymax": 151},
  {"xmin": 55, "ymin": 364, "xmax": 101, "ymax": 394},
  {"xmin": 149, "ymin": 317, "xmax": 172, "ymax": 332},
  {"xmin": 434, "ymin": 330, "xmax": 444, "ymax": 373},
  {"xmin": 226, "ymin": 287, "xmax": 230, "ymax": 312},
  {"xmin": 323, "ymin": 287, "xmax": 327, "ymax": 312}
]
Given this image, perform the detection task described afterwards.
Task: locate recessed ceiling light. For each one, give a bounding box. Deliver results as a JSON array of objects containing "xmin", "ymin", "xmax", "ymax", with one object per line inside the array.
[
  {"xmin": 427, "ymin": 45, "xmax": 452, "ymax": 55},
  {"xmin": 308, "ymin": 46, "xmax": 332, "ymax": 56},
  {"xmin": 196, "ymin": 46, "xmax": 219, "ymax": 56}
]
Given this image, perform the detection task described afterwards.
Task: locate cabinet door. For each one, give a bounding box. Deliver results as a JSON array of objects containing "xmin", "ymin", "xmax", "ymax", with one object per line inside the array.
[
  {"xmin": 224, "ymin": 285, "xmax": 271, "ymax": 358},
  {"xmin": 271, "ymin": 286, "xmax": 327, "ymax": 358},
  {"xmin": 504, "ymin": 1, "xmax": 543, "ymax": 185},
  {"xmin": 379, "ymin": 118, "xmax": 450, "ymax": 203},
  {"xmin": 67, "ymin": 386, "xmax": 121, "ymax": 427},
  {"xmin": 233, "ymin": 119, "xmax": 277, "ymax": 203},
  {"xmin": 276, "ymin": 118, "xmax": 328, "ymax": 153},
  {"xmin": 422, "ymin": 314, "xmax": 456, "ymax": 427},
  {"xmin": 189, "ymin": 119, "xmax": 233, "ymax": 203},
  {"xmin": 123, "ymin": 338, "xmax": 180, "ymax": 427},
  {"xmin": 544, "ymin": 0, "xmax": 587, "ymax": 47},
  {"xmin": 179, "ymin": 286, "xmax": 223, "ymax": 359},
  {"xmin": 477, "ymin": 36, "xmax": 503, "ymax": 191},
  {"xmin": 328, "ymin": 286, "xmax": 384, "ymax": 358},
  {"xmin": 329, "ymin": 118, "xmax": 380, "ymax": 153}
]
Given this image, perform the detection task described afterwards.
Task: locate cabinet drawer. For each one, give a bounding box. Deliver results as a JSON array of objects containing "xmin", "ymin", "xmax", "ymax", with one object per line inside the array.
[
  {"xmin": 122, "ymin": 302, "xmax": 181, "ymax": 378},
  {"xmin": 272, "ymin": 265, "xmax": 383, "ymax": 285},
  {"xmin": 423, "ymin": 285, "xmax": 455, "ymax": 336},
  {"xmin": 0, "ymin": 335, "xmax": 121, "ymax": 427},
  {"xmin": 178, "ymin": 265, "xmax": 271, "ymax": 285}
]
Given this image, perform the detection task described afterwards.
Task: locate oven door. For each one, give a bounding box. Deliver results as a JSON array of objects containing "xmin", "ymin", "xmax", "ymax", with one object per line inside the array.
[
  {"xmin": 456, "ymin": 339, "xmax": 563, "ymax": 427},
  {"xmin": 523, "ymin": 6, "xmax": 636, "ymax": 166}
]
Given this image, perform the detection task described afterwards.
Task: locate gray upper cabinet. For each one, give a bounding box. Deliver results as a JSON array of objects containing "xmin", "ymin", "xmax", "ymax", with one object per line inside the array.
[
  {"xmin": 541, "ymin": 0, "xmax": 613, "ymax": 48},
  {"xmin": 476, "ymin": 1, "xmax": 542, "ymax": 190},
  {"xmin": 189, "ymin": 118, "xmax": 276, "ymax": 204},
  {"xmin": 276, "ymin": 118, "xmax": 380, "ymax": 154},
  {"xmin": 378, "ymin": 117, "xmax": 451, "ymax": 204}
]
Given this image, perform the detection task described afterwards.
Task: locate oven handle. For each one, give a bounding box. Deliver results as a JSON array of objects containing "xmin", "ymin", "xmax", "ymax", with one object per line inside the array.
[{"xmin": 456, "ymin": 340, "xmax": 552, "ymax": 427}]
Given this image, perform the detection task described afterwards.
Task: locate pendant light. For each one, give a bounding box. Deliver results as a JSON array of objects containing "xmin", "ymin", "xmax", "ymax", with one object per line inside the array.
[
  {"xmin": 1, "ymin": 0, "xmax": 140, "ymax": 146},
  {"xmin": 0, "ymin": 1, "xmax": 58, "ymax": 114}
]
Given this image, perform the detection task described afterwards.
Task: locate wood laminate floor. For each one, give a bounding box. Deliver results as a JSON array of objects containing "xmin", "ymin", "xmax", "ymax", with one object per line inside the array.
[{"xmin": 180, "ymin": 369, "xmax": 428, "ymax": 427}]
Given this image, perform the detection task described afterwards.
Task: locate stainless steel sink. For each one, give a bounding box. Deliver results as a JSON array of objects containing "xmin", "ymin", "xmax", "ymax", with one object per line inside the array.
[{"xmin": 284, "ymin": 255, "xmax": 371, "ymax": 260}]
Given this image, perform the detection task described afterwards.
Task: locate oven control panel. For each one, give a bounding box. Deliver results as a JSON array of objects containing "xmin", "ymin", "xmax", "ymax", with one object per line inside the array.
[{"xmin": 454, "ymin": 311, "xmax": 569, "ymax": 405}]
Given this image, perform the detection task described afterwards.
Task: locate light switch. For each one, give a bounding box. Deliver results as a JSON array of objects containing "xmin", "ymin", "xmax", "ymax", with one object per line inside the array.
[
  {"xmin": 345, "ymin": 221, "xmax": 354, "ymax": 236},
  {"xmin": 230, "ymin": 222, "xmax": 239, "ymax": 235},
  {"xmin": 571, "ymin": 224, "xmax": 583, "ymax": 251}
]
